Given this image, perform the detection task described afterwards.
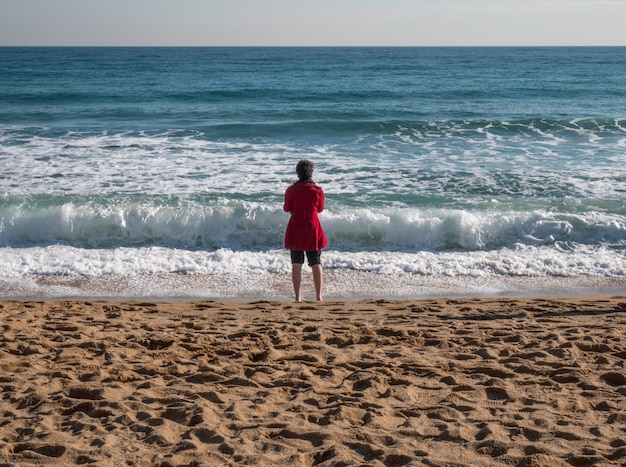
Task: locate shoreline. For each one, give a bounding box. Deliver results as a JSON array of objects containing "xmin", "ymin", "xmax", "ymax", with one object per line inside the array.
[
  {"xmin": 1, "ymin": 293, "xmax": 625, "ymax": 309},
  {"xmin": 2, "ymin": 271, "xmax": 626, "ymax": 302}
]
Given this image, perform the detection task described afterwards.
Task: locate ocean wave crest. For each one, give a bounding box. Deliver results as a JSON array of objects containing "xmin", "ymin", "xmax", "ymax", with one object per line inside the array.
[{"xmin": 2, "ymin": 195, "xmax": 625, "ymax": 252}]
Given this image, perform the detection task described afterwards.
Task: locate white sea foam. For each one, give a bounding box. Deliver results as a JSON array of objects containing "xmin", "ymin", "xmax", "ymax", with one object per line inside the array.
[
  {"xmin": 1, "ymin": 245, "xmax": 625, "ymax": 300},
  {"xmin": 2, "ymin": 244, "xmax": 624, "ymax": 280},
  {"xmin": 2, "ymin": 123, "xmax": 626, "ymax": 201}
]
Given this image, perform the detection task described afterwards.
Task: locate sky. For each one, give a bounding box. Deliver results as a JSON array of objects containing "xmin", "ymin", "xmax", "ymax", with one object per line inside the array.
[{"xmin": 0, "ymin": 0, "xmax": 625, "ymax": 47}]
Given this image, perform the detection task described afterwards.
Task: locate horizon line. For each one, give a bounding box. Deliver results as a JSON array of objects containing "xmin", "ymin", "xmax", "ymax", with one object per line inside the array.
[{"xmin": 2, "ymin": 44, "xmax": 625, "ymax": 48}]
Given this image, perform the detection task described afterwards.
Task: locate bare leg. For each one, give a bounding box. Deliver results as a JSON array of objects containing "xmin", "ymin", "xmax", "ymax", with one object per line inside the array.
[
  {"xmin": 291, "ymin": 263, "xmax": 303, "ymax": 302},
  {"xmin": 312, "ymin": 264, "xmax": 323, "ymax": 301}
]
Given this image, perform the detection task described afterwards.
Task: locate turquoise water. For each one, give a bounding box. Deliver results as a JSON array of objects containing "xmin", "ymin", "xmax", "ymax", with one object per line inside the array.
[{"xmin": 1, "ymin": 47, "xmax": 625, "ymax": 298}]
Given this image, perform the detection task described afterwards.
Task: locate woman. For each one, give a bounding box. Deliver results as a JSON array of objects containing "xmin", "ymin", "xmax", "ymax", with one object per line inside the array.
[{"xmin": 284, "ymin": 160, "xmax": 328, "ymax": 301}]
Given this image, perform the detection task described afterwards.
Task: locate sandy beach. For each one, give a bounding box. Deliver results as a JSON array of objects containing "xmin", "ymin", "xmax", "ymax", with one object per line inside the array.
[{"xmin": 1, "ymin": 296, "xmax": 625, "ymax": 466}]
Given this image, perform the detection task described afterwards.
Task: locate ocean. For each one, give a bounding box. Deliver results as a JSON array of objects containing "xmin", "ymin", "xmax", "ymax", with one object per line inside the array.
[{"xmin": 1, "ymin": 47, "xmax": 625, "ymax": 299}]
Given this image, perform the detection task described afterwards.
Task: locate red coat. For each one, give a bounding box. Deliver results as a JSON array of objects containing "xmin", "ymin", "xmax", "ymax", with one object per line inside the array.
[{"xmin": 284, "ymin": 181, "xmax": 328, "ymax": 251}]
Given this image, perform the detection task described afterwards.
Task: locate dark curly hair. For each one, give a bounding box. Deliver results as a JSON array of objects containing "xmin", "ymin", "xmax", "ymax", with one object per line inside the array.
[{"xmin": 295, "ymin": 160, "xmax": 314, "ymax": 182}]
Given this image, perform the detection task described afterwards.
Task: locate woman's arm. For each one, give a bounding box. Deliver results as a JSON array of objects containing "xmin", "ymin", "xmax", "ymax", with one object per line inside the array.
[
  {"xmin": 284, "ymin": 187, "xmax": 292, "ymax": 212},
  {"xmin": 317, "ymin": 187, "xmax": 325, "ymax": 213}
]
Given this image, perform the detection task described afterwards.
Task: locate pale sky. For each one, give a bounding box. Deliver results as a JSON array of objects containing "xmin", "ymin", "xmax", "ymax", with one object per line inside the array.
[{"xmin": 1, "ymin": 0, "xmax": 625, "ymax": 46}]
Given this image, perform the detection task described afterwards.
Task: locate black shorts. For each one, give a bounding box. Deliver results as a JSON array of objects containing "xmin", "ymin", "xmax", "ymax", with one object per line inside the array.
[{"xmin": 290, "ymin": 250, "xmax": 322, "ymax": 267}]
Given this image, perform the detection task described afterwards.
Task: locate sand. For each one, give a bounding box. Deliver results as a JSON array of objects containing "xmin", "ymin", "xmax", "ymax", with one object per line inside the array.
[{"xmin": 0, "ymin": 296, "xmax": 625, "ymax": 466}]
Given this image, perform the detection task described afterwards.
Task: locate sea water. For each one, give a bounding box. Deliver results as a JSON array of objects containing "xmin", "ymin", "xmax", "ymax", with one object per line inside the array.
[{"xmin": 1, "ymin": 47, "xmax": 625, "ymax": 299}]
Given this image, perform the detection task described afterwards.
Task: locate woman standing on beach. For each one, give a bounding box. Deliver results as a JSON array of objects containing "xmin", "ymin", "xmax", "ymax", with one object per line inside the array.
[{"xmin": 284, "ymin": 160, "xmax": 328, "ymax": 302}]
